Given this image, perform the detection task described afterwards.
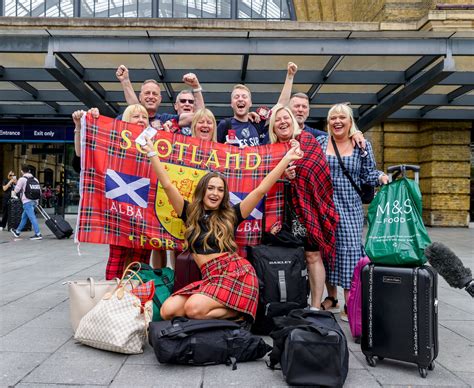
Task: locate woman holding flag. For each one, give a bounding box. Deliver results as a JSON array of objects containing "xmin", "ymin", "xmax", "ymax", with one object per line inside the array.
[{"xmin": 142, "ymin": 136, "xmax": 304, "ymax": 323}]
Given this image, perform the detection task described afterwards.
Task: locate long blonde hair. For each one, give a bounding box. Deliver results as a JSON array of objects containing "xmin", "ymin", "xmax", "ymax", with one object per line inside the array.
[
  {"xmin": 268, "ymin": 104, "xmax": 302, "ymax": 144},
  {"xmin": 326, "ymin": 103, "xmax": 358, "ymax": 137},
  {"xmin": 184, "ymin": 172, "xmax": 238, "ymax": 253},
  {"xmin": 191, "ymin": 108, "xmax": 217, "ymax": 141}
]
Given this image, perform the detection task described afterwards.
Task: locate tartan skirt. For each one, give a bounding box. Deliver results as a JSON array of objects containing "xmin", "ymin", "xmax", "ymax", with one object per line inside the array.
[
  {"xmin": 173, "ymin": 252, "xmax": 259, "ymax": 320},
  {"xmin": 105, "ymin": 245, "xmax": 151, "ymax": 280}
]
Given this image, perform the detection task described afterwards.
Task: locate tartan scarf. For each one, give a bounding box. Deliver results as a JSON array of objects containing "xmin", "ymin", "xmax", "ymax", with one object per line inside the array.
[{"xmin": 292, "ymin": 132, "xmax": 339, "ymax": 265}]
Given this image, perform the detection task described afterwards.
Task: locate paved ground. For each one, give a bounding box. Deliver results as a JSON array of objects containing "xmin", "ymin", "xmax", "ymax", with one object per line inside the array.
[{"xmin": 0, "ymin": 217, "xmax": 473, "ymax": 387}]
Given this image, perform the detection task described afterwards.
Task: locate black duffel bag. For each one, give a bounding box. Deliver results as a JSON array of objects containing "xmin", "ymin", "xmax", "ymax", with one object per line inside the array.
[
  {"xmin": 268, "ymin": 309, "xmax": 349, "ymax": 387},
  {"xmin": 149, "ymin": 317, "xmax": 271, "ymax": 369}
]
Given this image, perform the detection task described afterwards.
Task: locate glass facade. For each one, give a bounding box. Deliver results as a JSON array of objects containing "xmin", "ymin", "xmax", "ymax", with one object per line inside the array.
[{"xmin": 2, "ymin": 0, "xmax": 294, "ymax": 19}]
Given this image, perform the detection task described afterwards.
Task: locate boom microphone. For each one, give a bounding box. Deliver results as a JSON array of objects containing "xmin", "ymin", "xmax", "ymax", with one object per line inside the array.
[{"xmin": 425, "ymin": 242, "xmax": 474, "ymax": 298}]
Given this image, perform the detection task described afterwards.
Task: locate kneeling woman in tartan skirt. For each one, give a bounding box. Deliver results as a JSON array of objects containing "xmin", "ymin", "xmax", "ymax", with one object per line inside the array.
[{"xmin": 143, "ymin": 138, "xmax": 303, "ymax": 322}]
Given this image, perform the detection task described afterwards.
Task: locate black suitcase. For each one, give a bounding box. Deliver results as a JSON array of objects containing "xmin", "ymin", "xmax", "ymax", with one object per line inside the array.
[
  {"xmin": 37, "ymin": 205, "xmax": 73, "ymax": 239},
  {"xmin": 361, "ymin": 264, "xmax": 438, "ymax": 378},
  {"xmin": 173, "ymin": 251, "xmax": 201, "ymax": 292},
  {"xmin": 8, "ymin": 198, "xmax": 31, "ymax": 231}
]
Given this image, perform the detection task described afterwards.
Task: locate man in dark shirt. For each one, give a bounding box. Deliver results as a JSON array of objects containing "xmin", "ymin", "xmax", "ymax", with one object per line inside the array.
[{"xmin": 1, "ymin": 171, "xmax": 16, "ymax": 231}]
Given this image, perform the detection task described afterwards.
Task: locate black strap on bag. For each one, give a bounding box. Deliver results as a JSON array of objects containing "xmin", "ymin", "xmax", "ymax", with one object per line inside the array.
[{"xmin": 331, "ymin": 136, "xmax": 374, "ymax": 204}]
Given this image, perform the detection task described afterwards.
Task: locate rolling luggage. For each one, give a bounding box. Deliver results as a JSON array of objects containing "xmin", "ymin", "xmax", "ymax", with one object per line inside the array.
[
  {"xmin": 8, "ymin": 197, "xmax": 31, "ymax": 231},
  {"xmin": 247, "ymin": 180, "xmax": 308, "ymax": 335},
  {"xmin": 173, "ymin": 251, "xmax": 201, "ymax": 292},
  {"xmin": 361, "ymin": 263, "xmax": 438, "ymax": 378},
  {"xmin": 36, "ymin": 204, "xmax": 73, "ymax": 239}
]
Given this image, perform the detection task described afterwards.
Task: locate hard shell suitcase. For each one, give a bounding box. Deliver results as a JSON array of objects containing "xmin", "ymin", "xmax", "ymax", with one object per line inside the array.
[
  {"xmin": 173, "ymin": 251, "xmax": 201, "ymax": 292},
  {"xmin": 37, "ymin": 205, "xmax": 73, "ymax": 239},
  {"xmin": 361, "ymin": 264, "xmax": 438, "ymax": 378},
  {"xmin": 8, "ymin": 198, "xmax": 31, "ymax": 231}
]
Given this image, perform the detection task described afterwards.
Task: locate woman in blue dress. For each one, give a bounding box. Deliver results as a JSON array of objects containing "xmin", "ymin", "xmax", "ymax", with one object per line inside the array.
[{"xmin": 318, "ymin": 103, "xmax": 389, "ymax": 320}]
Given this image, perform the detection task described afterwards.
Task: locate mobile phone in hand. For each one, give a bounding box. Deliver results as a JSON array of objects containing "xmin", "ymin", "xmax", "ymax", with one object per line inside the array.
[{"xmin": 135, "ymin": 126, "xmax": 157, "ymax": 146}]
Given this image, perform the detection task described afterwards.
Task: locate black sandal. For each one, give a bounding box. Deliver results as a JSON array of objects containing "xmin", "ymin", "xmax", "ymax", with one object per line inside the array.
[{"xmin": 321, "ymin": 296, "xmax": 340, "ymax": 313}]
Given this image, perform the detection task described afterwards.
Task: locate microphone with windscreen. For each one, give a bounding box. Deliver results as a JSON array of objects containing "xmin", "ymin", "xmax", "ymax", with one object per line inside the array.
[{"xmin": 425, "ymin": 242, "xmax": 474, "ymax": 298}]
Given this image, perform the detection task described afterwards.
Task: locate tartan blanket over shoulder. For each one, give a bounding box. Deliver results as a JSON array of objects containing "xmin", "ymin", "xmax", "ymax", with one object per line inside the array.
[{"xmin": 292, "ymin": 132, "xmax": 339, "ymax": 265}]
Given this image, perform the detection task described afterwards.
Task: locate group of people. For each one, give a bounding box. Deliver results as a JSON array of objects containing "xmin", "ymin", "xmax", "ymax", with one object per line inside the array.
[{"xmin": 73, "ymin": 61, "xmax": 388, "ymax": 324}]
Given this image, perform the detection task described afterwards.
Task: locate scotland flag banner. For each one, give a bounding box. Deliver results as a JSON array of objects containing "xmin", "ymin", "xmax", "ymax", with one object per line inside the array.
[{"xmin": 76, "ymin": 114, "xmax": 288, "ymax": 252}]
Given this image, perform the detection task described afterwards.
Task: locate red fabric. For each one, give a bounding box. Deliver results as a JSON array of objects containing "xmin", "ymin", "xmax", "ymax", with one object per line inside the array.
[
  {"xmin": 292, "ymin": 132, "xmax": 339, "ymax": 265},
  {"xmin": 173, "ymin": 252, "xmax": 259, "ymax": 320},
  {"xmin": 131, "ymin": 280, "xmax": 155, "ymax": 306},
  {"xmin": 77, "ymin": 114, "xmax": 288, "ymax": 252},
  {"xmin": 105, "ymin": 245, "xmax": 151, "ymax": 280}
]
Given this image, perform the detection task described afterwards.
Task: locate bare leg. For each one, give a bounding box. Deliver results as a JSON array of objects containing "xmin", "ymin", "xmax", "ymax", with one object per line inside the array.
[
  {"xmin": 160, "ymin": 295, "xmax": 189, "ymax": 320},
  {"xmin": 305, "ymin": 250, "xmax": 325, "ymax": 309},
  {"xmin": 184, "ymin": 294, "xmax": 240, "ymax": 320}
]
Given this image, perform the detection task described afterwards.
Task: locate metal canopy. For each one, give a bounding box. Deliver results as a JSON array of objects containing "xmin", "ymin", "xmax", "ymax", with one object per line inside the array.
[{"xmin": 0, "ymin": 29, "xmax": 473, "ymax": 131}]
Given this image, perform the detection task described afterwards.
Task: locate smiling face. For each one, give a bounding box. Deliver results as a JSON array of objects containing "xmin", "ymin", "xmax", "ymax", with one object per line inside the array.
[
  {"xmin": 328, "ymin": 110, "xmax": 352, "ymax": 139},
  {"xmin": 231, "ymin": 87, "xmax": 252, "ymax": 120},
  {"xmin": 194, "ymin": 115, "xmax": 215, "ymax": 141},
  {"xmin": 174, "ymin": 91, "xmax": 195, "ymax": 115},
  {"xmin": 128, "ymin": 109, "xmax": 148, "ymax": 128},
  {"xmin": 289, "ymin": 96, "xmax": 309, "ymax": 129},
  {"xmin": 203, "ymin": 177, "xmax": 225, "ymax": 210},
  {"xmin": 273, "ymin": 108, "xmax": 295, "ymax": 143},
  {"xmin": 139, "ymin": 81, "xmax": 162, "ymax": 115}
]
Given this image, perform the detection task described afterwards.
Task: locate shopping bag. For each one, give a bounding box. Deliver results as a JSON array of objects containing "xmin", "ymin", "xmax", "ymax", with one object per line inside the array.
[{"xmin": 365, "ymin": 177, "xmax": 431, "ymax": 266}]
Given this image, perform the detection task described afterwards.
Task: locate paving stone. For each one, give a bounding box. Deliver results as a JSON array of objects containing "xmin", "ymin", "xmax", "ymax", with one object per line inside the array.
[
  {"xmin": 123, "ymin": 344, "xmax": 158, "ymax": 365},
  {"xmin": 455, "ymin": 372, "xmax": 474, "ymax": 387},
  {"xmin": 352, "ymin": 351, "xmax": 468, "ymax": 386},
  {"xmin": 22, "ymin": 347, "xmax": 126, "ymax": 385},
  {"xmin": 23, "ymin": 308, "xmax": 71, "ymax": 329},
  {"xmin": 440, "ymin": 320, "xmax": 474, "ymax": 342},
  {"xmin": 110, "ymin": 363, "xmax": 204, "ymax": 388},
  {"xmin": 0, "ymin": 352, "xmax": 50, "ymax": 386},
  {"xmin": 344, "ymin": 369, "xmax": 382, "ymax": 387},
  {"xmin": 17, "ymin": 384, "xmax": 107, "ymax": 387},
  {"xmin": 0, "ymin": 305, "xmax": 48, "ymax": 333},
  {"xmin": 438, "ymin": 301, "xmax": 474, "ymax": 322},
  {"xmin": 436, "ymin": 325, "xmax": 474, "ymax": 373},
  {"xmin": 0, "ymin": 327, "xmax": 71, "ymax": 353}
]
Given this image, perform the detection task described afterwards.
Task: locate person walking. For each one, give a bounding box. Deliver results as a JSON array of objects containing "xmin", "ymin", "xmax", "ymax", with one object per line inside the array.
[
  {"xmin": 11, "ymin": 165, "xmax": 43, "ymax": 240},
  {"xmin": 1, "ymin": 171, "xmax": 17, "ymax": 231}
]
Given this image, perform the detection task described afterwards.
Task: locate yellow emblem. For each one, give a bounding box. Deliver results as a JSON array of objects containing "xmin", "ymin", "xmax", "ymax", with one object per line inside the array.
[{"xmin": 155, "ymin": 163, "xmax": 206, "ymax": 239}]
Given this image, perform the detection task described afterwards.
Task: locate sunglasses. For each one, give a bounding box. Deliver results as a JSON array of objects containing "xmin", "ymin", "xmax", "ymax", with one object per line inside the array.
[{"xmin": 179, "ymin": 99, "xmax": 195, "ymax": 104}]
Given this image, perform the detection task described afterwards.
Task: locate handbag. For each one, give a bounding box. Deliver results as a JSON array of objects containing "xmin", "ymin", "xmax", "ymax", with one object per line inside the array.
[
  {"xmin": 331, "ymin": 137, "xmax": 375, "ymax": 204},
  {"xmin": 129, "ymin": 263, "xmax": 174, "ymax": 321},
  {"xmin": 67, "ymin": 277, "xmax": 119, "ymax": 332},
  {"xmin": 74, "ymin": 262, "xmax": 154, "ymax": 354}
]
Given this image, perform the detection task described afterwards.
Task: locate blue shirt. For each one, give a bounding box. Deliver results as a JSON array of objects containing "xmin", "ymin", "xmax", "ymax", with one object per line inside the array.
[
  {"xmin": 217, "ymin": 118, "xmax": 262, "ymax": 147},
  {"xmin": 304, "ymin": 124, "xmax": 327, "ymax": 137}
]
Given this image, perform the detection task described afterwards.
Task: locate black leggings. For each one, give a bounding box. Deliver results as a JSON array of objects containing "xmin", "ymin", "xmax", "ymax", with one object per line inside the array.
[{"xmin": 1, "ymin": 200, "xmax": 8, "ymax": 228}]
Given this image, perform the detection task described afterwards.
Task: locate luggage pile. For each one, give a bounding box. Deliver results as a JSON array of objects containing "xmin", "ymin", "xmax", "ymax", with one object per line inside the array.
[{"xmin": 358, "ymin": 165, "xmax": 438, "ymax": 378}]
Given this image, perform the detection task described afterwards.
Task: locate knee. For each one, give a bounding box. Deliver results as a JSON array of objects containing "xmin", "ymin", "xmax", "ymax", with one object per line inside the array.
[
  {"xmin": 184, "ymin": 299, "xmax": 208, "ymax": 319},
  {"xmin": 305, "ymin": 250, "xmax": 322, "ymax": 265},
  {"xmin": 160, "ymin": 298, "xmax": 180, "ymax": 321}
]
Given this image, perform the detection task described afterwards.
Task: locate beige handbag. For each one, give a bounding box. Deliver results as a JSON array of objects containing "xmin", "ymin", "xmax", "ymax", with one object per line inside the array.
[
  {"xmin": 67, "ymin": 277, "xmax": 119, "ymax": 332},
  {"xmin": 74, "ymin": 263, "xmax": 153, "ymax": 354}
]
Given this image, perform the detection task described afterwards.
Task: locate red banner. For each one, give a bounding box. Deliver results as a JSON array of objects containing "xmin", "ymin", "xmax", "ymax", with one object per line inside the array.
[{"xmin": 76, "ymin": 114, "xmax": 287, "ymax": 252}]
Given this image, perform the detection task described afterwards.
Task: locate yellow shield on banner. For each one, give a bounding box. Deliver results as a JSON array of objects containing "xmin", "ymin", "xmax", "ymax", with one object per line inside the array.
[{"xmin": 155, "ymin": 163, "xmax": 207, "ymax": 239}]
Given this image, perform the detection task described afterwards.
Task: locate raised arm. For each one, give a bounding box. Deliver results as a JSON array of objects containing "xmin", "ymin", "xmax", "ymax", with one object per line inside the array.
[
  {"xmin": 116, "ymin": 65, "xmax": 140, "ymax": 105},
  {"xmin": 277, "ymin": 62, "xmax": 298, "ymax": 106},
  {"xmin": 240, "ymin": 140, "xmax": 303, "ymax": 218},
  {"xmin": 142, "ymin": 137, "xmax": 184, "ymax": 216},
  {"xmin": 72, "ymin": 108, "xmax": 99, "ymax": 157},
  {"xmin": 183, "ymin": 73, "xmax": 204, "ymax": 110}
]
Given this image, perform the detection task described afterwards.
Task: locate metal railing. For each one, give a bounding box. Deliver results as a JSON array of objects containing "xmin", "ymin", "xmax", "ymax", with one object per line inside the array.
[{"xmin": 1, "ymin": 0, "xmax": 295, "ymax": 19}]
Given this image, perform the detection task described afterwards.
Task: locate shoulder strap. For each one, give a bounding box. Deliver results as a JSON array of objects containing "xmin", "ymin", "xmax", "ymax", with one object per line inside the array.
[
  {"xmin": 331, "ymin": 136, "xmax": 363, "ymax": 197},
  {"xmin": 224, "ymin": 118, "xmax": 233, "ymax": 138},
  {"xmin": 160, "ymin": 318, "xmax": 240, "ymax": 338}
]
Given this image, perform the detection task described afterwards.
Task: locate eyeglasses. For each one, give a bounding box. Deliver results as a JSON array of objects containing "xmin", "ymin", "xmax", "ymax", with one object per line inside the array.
[{"xmin": 179, "ymin": 99, "xmax": 195, "ymax": 104}]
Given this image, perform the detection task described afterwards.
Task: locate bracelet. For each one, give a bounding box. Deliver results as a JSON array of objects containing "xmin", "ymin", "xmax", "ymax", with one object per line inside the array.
[
  {"xmin": 193, "ymin": 87, "xmax": 203, "ymax": 93},
  {"xmin": 74, "ymin": 129, "xmax": 80, "ymax": 134},
  {"xmin": 147, "ymin": 151, "xmax": 158, "ymax": 158}
]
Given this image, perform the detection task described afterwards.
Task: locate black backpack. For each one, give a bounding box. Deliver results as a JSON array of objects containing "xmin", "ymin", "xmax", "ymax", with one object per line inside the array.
[
  {"xmin": 24, "ymin": 176, "xmax": 41, "ymax": 200},
  {"xmin": 149, "ymin": 318, "xmax": 272, "ymax": 369},
  {"xmin": 268, "ymin": 309, "xmax": 349, "ymax": 387}
]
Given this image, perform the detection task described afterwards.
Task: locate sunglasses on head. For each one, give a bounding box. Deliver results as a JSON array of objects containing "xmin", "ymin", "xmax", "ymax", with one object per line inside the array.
[{"xmin": 179, "ymin": 99, "xmax": 195, "ymax": 104}]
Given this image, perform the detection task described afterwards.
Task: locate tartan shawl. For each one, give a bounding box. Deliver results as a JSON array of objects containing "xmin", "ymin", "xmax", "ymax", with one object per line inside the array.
[{"xmin": 292, "ymin": 132, "xmax": 339, "ymax": 265}]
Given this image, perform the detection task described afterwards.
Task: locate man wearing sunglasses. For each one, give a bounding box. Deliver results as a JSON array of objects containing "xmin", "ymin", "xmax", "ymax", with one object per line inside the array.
[{"xmin": 116, "ymin": 65, "xmax": 204, "ymax": 133}]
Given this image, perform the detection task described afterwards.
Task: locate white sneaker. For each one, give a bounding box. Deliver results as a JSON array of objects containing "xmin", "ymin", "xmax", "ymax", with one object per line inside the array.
[
  {"xmin": 30, "ymin": 234, "xmax": 43, "ymax": 240},
  {"xmin": 340, "ymin": 305, "xmax": 349, "ymax": 322},
  {"xmin": 0, "ymin": 227, "xmax": 3, "ymax": 231}
]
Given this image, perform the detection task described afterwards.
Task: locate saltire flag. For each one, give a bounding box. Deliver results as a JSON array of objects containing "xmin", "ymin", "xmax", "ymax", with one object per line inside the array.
[{"xmin": 76, "ymin": 114, "xmax": 288, "ymax": 252}]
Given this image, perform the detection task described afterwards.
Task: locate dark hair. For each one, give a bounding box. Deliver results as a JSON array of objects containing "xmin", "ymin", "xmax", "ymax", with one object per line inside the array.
[{"xmin": 20, "ymin": 164, "xmax": 30, "ymax": 173}]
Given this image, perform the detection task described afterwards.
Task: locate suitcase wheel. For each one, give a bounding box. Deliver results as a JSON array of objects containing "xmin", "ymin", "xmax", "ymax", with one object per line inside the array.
[
  {"xmin": 418, "ymin": 367, "xmax": 427, "ymax": 378},
  {"xmin": 365, "ymin": 355, "xmax": 376, "ymax": 367},
  {"xmin": 428, "ymin": 361, "xmax": 435, "ymax": 371},
  {"xmin": 377, "ymin": 356, "xmax": 384, "ymax": 361}
]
